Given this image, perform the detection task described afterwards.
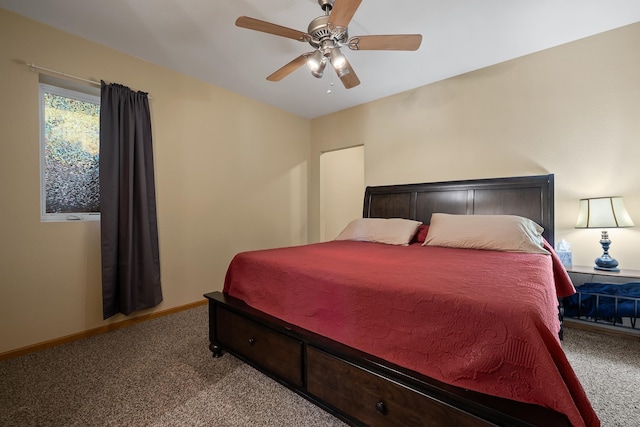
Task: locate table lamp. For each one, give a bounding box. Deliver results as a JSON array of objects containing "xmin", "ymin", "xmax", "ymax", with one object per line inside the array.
[{"xmin": 575, "ymin": 196, "xmax": 634, "ymax": 272}]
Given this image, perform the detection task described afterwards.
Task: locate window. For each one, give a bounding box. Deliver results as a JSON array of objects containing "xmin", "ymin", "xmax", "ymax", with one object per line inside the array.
[{"xmin": 39, "ymin": 79, "xmax": 100, "ymax": 222}]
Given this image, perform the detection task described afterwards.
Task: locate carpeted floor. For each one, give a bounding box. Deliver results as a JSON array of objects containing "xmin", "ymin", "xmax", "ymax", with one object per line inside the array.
[
  {"xmin": 0, "ymin": 306, "xmax": 344, "ymax": 427},
  {"xmin": 1, "ymin": 305, "xmax": 638, "ymax": 426},
  {"xmin": 561, "ymin": 326, "xmax": 640, "ymax": 427}
]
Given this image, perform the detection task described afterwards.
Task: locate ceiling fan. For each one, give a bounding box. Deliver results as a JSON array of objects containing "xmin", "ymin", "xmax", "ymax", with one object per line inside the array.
[{"xmin": 235, "ymin": 0, "xmax": 422, "ymax": 89}]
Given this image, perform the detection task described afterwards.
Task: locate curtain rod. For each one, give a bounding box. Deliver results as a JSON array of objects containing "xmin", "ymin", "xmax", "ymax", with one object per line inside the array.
[
  {"xmin": 26, "ymin": 62, "xmax": 151, "ymax": 98},
  {"xmin": 27, "ymin": 62, "xmax": 100, "ymax": 86}
]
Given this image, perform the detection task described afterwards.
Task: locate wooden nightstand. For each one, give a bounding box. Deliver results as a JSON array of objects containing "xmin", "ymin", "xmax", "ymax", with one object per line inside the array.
[
  {"xmin": 564, "ymin": 265, "xmax": 640, "ymax": 340},
  {"xmin": 567, "ymin": 265, "xmax": 640, "ymax": 285}
]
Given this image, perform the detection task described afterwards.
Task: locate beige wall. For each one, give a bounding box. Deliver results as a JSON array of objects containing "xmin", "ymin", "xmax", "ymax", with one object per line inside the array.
[
  {"xmin": 310, "ymin": 23, "xmax": 640, "ymax": 270},
  {"xmin": 0, "ymin": 9, "xmax": 310, "ymax": 354}
]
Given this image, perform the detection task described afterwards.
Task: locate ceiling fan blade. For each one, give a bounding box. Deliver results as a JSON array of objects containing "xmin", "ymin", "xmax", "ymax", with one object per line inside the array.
[
  {"xmin": 328, "ymin": 0, "xmax": 362, "ymax": 29},
  {"xmin": 347, "ymin": 34, "xmax": 423, "ymax": 51},
  {"xmin": 235, "ymin": 16, "xmax": 310, "ymax": 42},
  {"xmin": 332, "ymin": 56, "xmax": 360, "ymax": 89},
  {"xmin": 267, "ymin": 55, "xmax": 309, "ymax": 82}
]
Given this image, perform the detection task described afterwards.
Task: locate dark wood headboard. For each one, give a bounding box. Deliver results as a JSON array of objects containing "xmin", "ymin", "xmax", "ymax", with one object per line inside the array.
[{"xmin": 363, "ymin": 174, "xmax": 555, "ymax": 245}]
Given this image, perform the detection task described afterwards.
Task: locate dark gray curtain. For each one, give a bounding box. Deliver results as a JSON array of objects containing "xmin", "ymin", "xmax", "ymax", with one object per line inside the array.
[{"xmin": 100, "ymin": 81, "xmax": 162, "ymax": 319}]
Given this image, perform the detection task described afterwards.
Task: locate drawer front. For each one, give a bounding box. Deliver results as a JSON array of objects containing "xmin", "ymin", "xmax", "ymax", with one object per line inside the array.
[
  {"xmin": 306, "ymin": 347, "xmax": 492, "ymax": 427},
  {"xmin": 216, "ymin": 307, "xmax": 303, "ymax": 387}
]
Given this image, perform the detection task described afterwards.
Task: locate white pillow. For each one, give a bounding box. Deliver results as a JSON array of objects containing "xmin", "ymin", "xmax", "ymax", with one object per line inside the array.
[
  {"xmin": 422, "ymin": 213, "xmax": 549, "ymax": 254},
  {"xmin": 335, "ymin": 218, "xmax": 422, "ymax": 246}
]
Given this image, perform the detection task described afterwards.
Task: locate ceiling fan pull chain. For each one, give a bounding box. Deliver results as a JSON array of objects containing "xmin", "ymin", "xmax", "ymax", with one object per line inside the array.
[{"xmin": 327, "ymin": 67, "xmax": 335, "ymax": 94}]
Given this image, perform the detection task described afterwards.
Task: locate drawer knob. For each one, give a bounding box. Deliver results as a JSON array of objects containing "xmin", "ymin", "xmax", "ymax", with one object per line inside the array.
[
  {"xmin": 375, "ymin": 401, "xmax": 387, "ymax": 415},
  {"xmin": 248, "ymin": 337, "xmax": 256, "ymax": 346}
]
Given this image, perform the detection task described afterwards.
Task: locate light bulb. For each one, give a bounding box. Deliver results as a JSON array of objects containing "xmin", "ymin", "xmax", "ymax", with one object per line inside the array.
[
  {"xmin": 306, "ymin": 50, "xmax": 326, "ymax": 78},
  {"xmin": 329, "ymin": 47, "xmax": 348, "ymax": 77}
]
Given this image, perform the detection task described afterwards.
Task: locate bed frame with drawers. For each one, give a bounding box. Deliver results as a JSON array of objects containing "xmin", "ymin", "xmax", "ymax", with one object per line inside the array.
[{"xmin": 205, "ymin": 174, "xmax": 568, "ymax": 426}]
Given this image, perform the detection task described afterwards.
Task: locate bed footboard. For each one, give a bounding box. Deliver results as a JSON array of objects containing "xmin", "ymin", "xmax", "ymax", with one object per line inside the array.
[{"xmin": 204, "ymin": 291, "xmax": 568, "ymax": 427}]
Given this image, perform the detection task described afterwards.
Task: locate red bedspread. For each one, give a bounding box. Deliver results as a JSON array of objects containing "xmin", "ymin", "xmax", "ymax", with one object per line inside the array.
[{"xmin": 223, "ymin": 240, "xmax": 599, "ymax": 427}]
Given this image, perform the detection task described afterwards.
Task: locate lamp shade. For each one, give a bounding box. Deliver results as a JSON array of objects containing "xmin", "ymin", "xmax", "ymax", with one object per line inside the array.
[{"xmin": 575, "ymin": 197, "xmax": 634, "ymax": 228}]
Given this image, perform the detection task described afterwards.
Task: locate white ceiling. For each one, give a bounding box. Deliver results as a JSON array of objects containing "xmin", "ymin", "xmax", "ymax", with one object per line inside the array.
[{"xmin": 2, "ymin": 0, "xmax": 640, "ymax": 119}]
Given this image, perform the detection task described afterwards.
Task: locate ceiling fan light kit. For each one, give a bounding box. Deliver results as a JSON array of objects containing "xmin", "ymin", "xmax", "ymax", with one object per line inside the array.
[
  {"xmin": 306, "ymin": 49, "xmax": 326, "ymax": 78},
  {"xmin": 329, "ymin": 47, "xmax": 348, "ymax": 76},
  {"xmin": 235, "ymin": 0, "xmax": 422, "ymax": 89}
]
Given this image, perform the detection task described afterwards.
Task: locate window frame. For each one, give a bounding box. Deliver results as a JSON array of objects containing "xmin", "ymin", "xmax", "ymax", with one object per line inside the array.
[{"xmin": 39, "ymin": 81, "xmax": 101, "ymax": 222}]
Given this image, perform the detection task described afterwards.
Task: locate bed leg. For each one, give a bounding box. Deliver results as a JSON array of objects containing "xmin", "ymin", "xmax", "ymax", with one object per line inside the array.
[{"xmin": 210, "ymin": 342, "xmax": 223, "ymax": 358}]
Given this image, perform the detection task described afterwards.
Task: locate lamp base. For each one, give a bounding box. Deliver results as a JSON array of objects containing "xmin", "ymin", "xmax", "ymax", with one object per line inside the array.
[
  {"xmin": 594, "ymin": 254, "xmax": 619, "ymax": 272},
  {"xmin": 594, "ymin": 266, "xmax": 620, "ymax": 272},
  {"xmin": 594, "ymin": 231, "xmax": 620, "ymax": 272}
]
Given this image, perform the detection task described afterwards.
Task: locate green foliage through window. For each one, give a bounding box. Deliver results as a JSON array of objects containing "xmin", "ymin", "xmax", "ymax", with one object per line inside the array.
[{"xmin": 40, "ymin": 83, "xmax": 100, "ymax": 220}]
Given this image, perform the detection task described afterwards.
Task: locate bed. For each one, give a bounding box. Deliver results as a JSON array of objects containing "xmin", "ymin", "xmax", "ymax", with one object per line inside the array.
[{"xmin": 204, "ymin": 174, "xmax": 600, "ymax": 427}]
